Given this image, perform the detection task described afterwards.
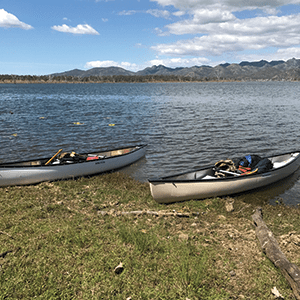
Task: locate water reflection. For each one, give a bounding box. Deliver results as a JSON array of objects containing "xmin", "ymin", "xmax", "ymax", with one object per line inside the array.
[{"xmin": 235, "ymin": 168, "xmax": 300, "ymax": 206}]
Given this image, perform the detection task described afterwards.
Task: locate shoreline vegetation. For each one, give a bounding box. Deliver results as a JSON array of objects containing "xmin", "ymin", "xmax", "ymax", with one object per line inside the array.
[
  {"xmin": 1, "ymin": 74, "xmax": 300, "ymax": 84},
  {"xmin": 1, "ymin": 172, "xmax": 300, "ymax": 299}
]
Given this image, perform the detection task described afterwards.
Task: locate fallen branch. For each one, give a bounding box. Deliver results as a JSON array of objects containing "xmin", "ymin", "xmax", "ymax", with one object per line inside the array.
[
  {"xmin": 252, "ymin": 207, "xmax": 300, "ymax": 299},
  {"xmin": 98, "ymin": 210, "xmax": 198, "ymax": 218}
]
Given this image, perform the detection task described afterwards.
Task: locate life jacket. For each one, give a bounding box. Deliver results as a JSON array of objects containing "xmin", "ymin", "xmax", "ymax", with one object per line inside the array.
[
  {"xmin": 236, "ymin": 155, "xmax": 273, "ymax": 175},
  {"xmin": 236, "ymin": 154, "xmax": 262, "ymax": 169}
]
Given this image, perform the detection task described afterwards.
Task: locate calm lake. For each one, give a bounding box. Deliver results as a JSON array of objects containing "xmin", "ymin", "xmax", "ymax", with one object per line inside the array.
[{"xmin": 1, "ymin": 81, "xmax": 300, "ymax": 205}]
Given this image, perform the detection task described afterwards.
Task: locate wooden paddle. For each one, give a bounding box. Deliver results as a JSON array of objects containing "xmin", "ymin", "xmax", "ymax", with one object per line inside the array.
[{"xmin": 45, "ymin": 149, "xmax": 63, "ymax": 165}]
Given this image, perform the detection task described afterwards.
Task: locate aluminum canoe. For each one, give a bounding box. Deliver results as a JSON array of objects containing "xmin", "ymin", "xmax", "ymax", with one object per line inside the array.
[
  {"xmin": 149, "ymin": 151, "xmax": 300, "ymax": 204},
  {"xmin": 0, "ymin": 144, "xmax": 147, "ymax": 187}
]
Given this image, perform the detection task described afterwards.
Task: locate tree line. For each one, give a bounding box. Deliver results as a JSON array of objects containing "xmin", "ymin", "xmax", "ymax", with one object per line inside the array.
[{"xmin": 0, "ymin": 74, "xmax": 220, "ymax": 84}]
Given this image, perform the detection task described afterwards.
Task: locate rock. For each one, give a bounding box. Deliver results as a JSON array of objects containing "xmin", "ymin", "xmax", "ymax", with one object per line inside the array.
[
  {"xmin": 178, "ymin": 233, "xmax": 189, "ymax": 241},
  {"xmin": 114, "ymin": 262, "xmax": 124, "ymax": 274},
  {"xmin": 271, "ymin": 286, "xmax": 284, "ymax": 299},
  {"xmin": 225, "ymin": 200, "xmax": 234, "ymax": 212}
]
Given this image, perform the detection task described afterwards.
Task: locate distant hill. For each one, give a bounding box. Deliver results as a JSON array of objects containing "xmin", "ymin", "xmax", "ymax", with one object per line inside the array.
[
  {"xmin": 51, "ymin": 66, "xmax": 135, "ymax": 77},
  {"xmin": 50, "ymin": 58, "xmax": 300, "ymax": 81}
]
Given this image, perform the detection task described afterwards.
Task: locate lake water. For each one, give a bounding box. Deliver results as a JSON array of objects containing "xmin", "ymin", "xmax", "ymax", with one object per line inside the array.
[{"xmin": 1, "ymin": 81, "xmax": 300, "ymax": 206}]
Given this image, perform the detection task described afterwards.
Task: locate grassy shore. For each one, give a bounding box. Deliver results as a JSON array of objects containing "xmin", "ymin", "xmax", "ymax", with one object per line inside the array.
[{"xmin": 1, "ymin": 172, "xmax": 300, "ymax": 299}]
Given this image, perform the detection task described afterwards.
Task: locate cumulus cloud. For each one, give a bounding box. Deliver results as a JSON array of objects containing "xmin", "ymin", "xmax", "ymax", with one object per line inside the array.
[
  {"xmin": 148, "ymin": 0, "xmax": 300, "ymax": 65},
  {"xmin": 238, "ymin": 47, "xmax": 300, "ymax": 62},
  {"xmin": 118, "ymin": 10, "xmax": 137, "ymax": 16},
  {"xmin": 119, "ymin": 9, "xmax": 171, "ymax": 18},
  {"xmin": 163, "ymin": 9, "xmax": 236, "ymax": 35},
  {"xmin": 153, "ymin": 13, "xmax": 300, "ymax": 57},
  {"xmin": 51, "ymin": 24, "xmax": 99, "ymax": 35},
  {"xmin": 146, "ymin": 9, "xmax": 171, "ymax": 18},
  {"xmin": 85, "ymin": 60, "xmax": 138, "ymax": 71},
  {"xmin": 151, "ymin": 0, "xmax": 300, "ymax": 13},
  {"xmin": 0, "ymin": 9, "xmax": 33, "ymax": 29},
  {"xmin": 150, "ymin": 57, "xmax": 210, "ymax": 67},
  {"xmin": 167, "ymin": 13, "xmax": 300, "ymax": 36},
  {"xmin": 276, "ymin": 47, "xmax": 300, "ymax": 58}
]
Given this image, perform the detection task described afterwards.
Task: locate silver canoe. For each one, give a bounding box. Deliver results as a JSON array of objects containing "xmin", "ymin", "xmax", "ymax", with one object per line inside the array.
[
  {"xmin": 0, "ymin": 144, "xmax": 147, "ymax": 187},
  {"xmin": 149, "ymin": 151, "xmax": 300, "ymax": 204}
]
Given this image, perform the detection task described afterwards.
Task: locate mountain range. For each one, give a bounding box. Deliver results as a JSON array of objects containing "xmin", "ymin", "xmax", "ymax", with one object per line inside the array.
[{"xmin": 51, "ymin": 58, "xmax": 300, "ymax": 81}]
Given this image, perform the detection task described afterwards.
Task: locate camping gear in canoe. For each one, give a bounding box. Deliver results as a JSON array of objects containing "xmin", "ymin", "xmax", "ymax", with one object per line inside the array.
[
  {"xmin": 0, "ymin": 144, "xmax": 147, "ymax": 187},
  {"xmin": 149, "ymin": 151, "xmax": 300, "ymax": 204}
]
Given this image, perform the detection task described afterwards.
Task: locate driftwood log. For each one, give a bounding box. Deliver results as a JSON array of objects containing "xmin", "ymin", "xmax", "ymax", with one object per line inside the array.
[
  {"xmin": 98, "ymin": 210, "xmax": 197, "ymax": 218},
  {"xmin": 252, "ymin": 207, "xmax": 300, "ymax": 299}
]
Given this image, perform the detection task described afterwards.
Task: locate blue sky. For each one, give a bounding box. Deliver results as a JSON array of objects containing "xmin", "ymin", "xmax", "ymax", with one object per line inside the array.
[{"xmin": 1, "ymin": 0, "xmax": 300, "ymax": 75}]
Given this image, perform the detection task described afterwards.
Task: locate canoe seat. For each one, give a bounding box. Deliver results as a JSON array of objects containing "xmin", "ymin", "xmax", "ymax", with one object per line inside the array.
[{"xmin": 202, "ymin": 175, "xmax": 217, "ymax": 180}]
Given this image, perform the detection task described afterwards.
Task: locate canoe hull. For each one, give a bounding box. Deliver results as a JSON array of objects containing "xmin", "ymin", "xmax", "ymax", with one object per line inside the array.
[
  {"xmin": 149, "ymin": 152, "xmax": 300, "ymax": 204},
  {"xmin": 0, "ymin": 145, "xmax": 146, "ymax": 187}
]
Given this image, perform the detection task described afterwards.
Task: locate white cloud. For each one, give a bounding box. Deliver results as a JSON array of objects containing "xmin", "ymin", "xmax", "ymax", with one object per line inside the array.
[
  {"xmin": 276, "ymin": 47, "xmax": 300, "ymax": 58},
  {"xmin": 146, "ymin": 1, "xmax": 300, "ymax": 67},
  {"xmin": 119, "ymin": 9, "xmax": 171, "ymax": 18},
  {"xmin": 163, "ymin": 9, "xmax": 236, "ymax": 35},
  {"xmin": 151, "ymin": 7, "xmax": 300, "ymax": 59},
  {"xmin": 238, "ymin": 47, "xmax": 300, "ymax": 62},
  {"xmin": 0, "ymin": 9, "xmax": 33, "ymax": 30},
  {"xmin": 146, "ymin": 9, "xmax": 171, "ymax": 18},
  {"xmin": 118, "ymin": 10, "xmax": 137, "ymax": 16},
  {"xmin": 151, "ymin": 0, "xmax": 300, "ymax": 13},
  {"xmin": 150, "ymin": 57, "xmax": 210, "ymax": 67},
  {"xmin": 51, "ymin": 24, "xmax": 99, "ymax": 35},
  {"xmin": 154, "ymin": 27, "xmax": 170, "ymax": 36},
  {"xmin": 85, "ymin": 60, "xmax": 138, "ymax": 71},
  {"xmin": 167, "ymin": 13, "xmax": 300, "ymax": 36},
  {"xmin": 193, "ymin": 9, "xmax": 236, "ymax": 24}
]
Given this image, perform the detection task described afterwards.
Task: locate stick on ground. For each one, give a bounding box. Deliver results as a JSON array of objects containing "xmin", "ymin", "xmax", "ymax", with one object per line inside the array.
[{"xmin": 252, "ymin": 207, "xmax": 300, "ymax": 299}]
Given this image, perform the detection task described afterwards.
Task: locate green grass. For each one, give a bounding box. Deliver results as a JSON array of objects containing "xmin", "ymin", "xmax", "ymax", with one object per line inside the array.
[{"xmin": 1, "ymin": 172, "xmax": 300, "ymax": 299}]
